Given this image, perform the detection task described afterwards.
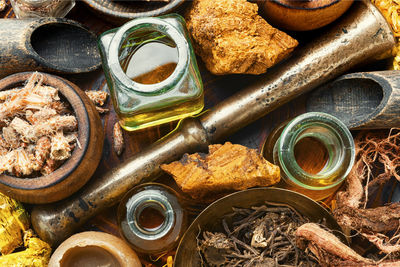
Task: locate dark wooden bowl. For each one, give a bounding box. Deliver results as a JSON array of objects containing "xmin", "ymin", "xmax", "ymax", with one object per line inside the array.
[
  {"xmin": 0, "ymin": 72, "xmax": 104, "ymax": 204},
  {"xmin": 260, "ymin": 0, "xmax": 354, "ymax": 31},
  {"xmin": 174, "ymin": 188, "xmax": 345, "ymax": 266},
  {"xmin": 82, "ymin": 0, "xmax": 186, "ymax": 25}
]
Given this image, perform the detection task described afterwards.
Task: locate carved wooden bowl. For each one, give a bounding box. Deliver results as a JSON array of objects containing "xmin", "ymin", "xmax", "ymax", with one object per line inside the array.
[
  {"xmin": 260, "ymin": 0, "xmax": 354, "ymax": 31},
  {"xmin": 0, "ymin": 72, "xmax": 104, "ymax": 204},
  {"xmin": 174, "ymin": 188, "xmax": 345, "ymax": 266}
]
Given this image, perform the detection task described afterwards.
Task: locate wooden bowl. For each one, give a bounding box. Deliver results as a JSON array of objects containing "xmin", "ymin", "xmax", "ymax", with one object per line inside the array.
[
  {"xmin": 82, "ymin": 0, "xmax": 186, "ymax": 25},
  {"xmin": 0, "ymin": 72, "xmax": 104, "ymax": 204},
  {"xmin": 259, "ymin": 0, "xmax": 354, "ymax": 31},
  {"xmin": 174, "ymin": 188, "xmax": 345, "ymax": 266}
]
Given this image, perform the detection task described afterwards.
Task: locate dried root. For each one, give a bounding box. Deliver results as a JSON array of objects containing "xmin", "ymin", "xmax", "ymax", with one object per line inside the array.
[
  {"xmin": 334, "ymin": 130, "xmax": 400, "ymax": 257},
  {"xmin": 296, "ymin": 223, "xmax": 372, "ymax": 265},
  {"xmin": 85, "ymin": 90, "xmax": 109, "ymax": 114},
  {"xmin": 50, "ymin": 131, "xmax": 73, "ymax": 161},
  {"xmin": 197, "ymin": 203, "xmax": 319, "ymax": 266},
  {"xmin": 0, "ymin": 72, "xmax": 78, "ymax": 177},
  {"xmin": 85, "ymin": 90, "xmax": 108, "ymax": 106},
  {"xmin": 113, "ymin": 122, "xmax": 124, "ymax": 156}
]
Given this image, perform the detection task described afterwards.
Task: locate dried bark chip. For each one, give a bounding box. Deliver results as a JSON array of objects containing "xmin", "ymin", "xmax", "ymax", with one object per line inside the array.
[
  {"xmin": 185, "ymin": 0, "xmax": 298, "ymax": 75},
  {"xmin": 161, "ymin": 142, "xmax": 280, "ymax": 201},
  {"xmin": 85, "ymin": 90, "xmax": 109, "ymax": 107}
]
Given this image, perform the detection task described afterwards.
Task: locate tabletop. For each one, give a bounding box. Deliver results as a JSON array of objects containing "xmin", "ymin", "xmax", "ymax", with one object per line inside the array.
[{"xmin": 0, "ymin": 1, "xmax": 390, "ymax": 266}]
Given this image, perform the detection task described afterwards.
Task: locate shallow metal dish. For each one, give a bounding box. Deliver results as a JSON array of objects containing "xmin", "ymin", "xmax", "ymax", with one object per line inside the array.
[
  {"xmin": 174, "ymin": 187, "xmax": 344, "ymax": 266},
  {"xmin": 82, "ymin": 0, "xmax": 186, "ymax": 25}
]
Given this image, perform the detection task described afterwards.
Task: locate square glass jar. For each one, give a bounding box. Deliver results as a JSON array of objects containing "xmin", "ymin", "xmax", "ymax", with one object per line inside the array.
[{"xmin": 98, "ymin": 14, "xmax": 204, "ymax": 131}]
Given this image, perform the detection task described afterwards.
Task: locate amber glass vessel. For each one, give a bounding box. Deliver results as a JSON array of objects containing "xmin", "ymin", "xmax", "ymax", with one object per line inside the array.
[{"xmin": 117, "ymin": 183, "xmax": 187, "ymax": 254}]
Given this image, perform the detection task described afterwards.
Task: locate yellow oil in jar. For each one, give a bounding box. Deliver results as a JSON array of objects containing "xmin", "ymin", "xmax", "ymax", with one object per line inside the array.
[{"xmin": 117, "ymin": 30, "xmax": 204, "ymax": 131}]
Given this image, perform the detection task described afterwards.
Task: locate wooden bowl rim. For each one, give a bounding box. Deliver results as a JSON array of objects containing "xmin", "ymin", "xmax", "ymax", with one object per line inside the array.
[
  {"xmin": 269, "ymin": 0, "xmax": 342, "ymax": 10},
  {"xmin": 0, "ymin": 72, "xmax": 90, "ymax": 190},
  {"xmin": 82, "ymin": 0, "xmax": 185, "ymax": 21}
]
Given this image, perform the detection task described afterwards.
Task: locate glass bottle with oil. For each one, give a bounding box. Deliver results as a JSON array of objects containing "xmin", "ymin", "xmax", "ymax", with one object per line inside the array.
[
  {"xmin": 263, "ymin": 112, "xmax": 355, "ymax": 200},
  {"xmin": 98, "ymin": 14, "xmax": 204, "ymax": 131}
]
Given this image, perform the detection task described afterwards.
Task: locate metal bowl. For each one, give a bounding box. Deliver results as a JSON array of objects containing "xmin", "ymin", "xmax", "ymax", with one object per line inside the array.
[
  {"xmin": 82, "ymin": 0, "xmax": 186, "ymax": 25},
  {"xmin": 174, "ymin": 187, "xmax": 344, "ymax": 266}
]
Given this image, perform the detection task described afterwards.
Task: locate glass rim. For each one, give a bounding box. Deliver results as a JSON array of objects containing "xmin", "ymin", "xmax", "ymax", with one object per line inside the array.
[
  {"xmin": 108, "ymin": 17, "xmax": 189, "ymax": 94},
  {"xmin": 276, "ymin": 112, "xmax": 355, "ymax": 190},
  {"xmin": 125, "ymin": 190, "xmax": 175, "ymax": 241}
]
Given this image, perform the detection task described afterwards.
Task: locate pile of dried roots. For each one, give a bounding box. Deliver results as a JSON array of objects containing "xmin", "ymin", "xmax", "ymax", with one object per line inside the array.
[
  {"xmin": 293, "ymin": 130, "xmax": 400, "ymax": 266},
  {"xmin": 197, "ymin": 202, "xmax": 319, "ymax": 266}
]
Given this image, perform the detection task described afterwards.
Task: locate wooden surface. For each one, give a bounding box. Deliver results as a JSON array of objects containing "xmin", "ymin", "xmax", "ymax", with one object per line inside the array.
[{"xmin": 0, "ymin": 1, "xmax": 391, "ymax": 266}]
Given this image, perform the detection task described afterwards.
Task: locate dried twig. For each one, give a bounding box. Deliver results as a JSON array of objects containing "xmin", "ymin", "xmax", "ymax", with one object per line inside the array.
[
  {"xmin": 113, "ymin": 122, "xmax": 124, "ymax": 156},
  {"xmin": 197, "ymin": 202, "xmax": 318, "ymax": 266}
]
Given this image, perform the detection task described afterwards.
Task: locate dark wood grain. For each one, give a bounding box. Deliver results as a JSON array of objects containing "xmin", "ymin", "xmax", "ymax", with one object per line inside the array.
[{"xmin": 1, "ymin": 1, "xmax": 392, "ymax": 266}]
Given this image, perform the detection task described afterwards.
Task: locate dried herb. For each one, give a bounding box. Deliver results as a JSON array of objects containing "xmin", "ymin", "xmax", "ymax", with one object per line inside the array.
[
  {"xmin": 197, "ymin": 202, "xmax": 319, "ymax": 266},
  {"xmin": 0, "ymin": 72, "xmax": 78, "ymax": 177},
  {"xmin": 85, "ymin": 90, "xmax": 109, "ymax": 114}
]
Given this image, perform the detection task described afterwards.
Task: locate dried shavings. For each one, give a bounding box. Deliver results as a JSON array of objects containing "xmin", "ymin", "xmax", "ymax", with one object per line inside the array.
[
  {"xmin": 0, "ymin": 72, "xmax": 78, "ymax": 177},
  {"xmin": 85, "ymin": 90, "xmax": 109, "ymax": 114}
]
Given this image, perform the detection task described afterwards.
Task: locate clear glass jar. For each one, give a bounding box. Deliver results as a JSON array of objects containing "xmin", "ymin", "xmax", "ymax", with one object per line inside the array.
[
  {"xmin": 264, "ymin": 112, "xmax": 355, "ymax": 200},
  {"xmin": 98, "ymin": 14, "xmax": 204, "ymax": 131},
  {"xmin": 117, "ymin": 183, "xmax": 187, "ymax": 255},
  {"xmin": 10, "ymin": 0, "xmax": 75, "ymax": 18}
]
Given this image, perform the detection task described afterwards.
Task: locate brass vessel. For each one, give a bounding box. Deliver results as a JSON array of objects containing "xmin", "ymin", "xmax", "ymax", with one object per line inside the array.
[{"xmin": 173, "ymin": 188, "xmax": 345, "ymax": 266}]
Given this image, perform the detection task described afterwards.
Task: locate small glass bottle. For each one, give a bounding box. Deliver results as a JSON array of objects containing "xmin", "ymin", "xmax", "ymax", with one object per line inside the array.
[
  {"xmin": 117, "ymin": 183, "xmax": 187, "ymax": 255},
  {"xmin": 98, "ymin": 14, "xmax": 204, "ymax": 131},
  {"xmin": 263, "ymin": 112, "xmax": 355, "ymax": 200},
  {"xmin": 10, "ymin": 0, "xmax": 75, "ymax": 18}
]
